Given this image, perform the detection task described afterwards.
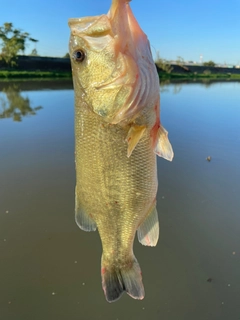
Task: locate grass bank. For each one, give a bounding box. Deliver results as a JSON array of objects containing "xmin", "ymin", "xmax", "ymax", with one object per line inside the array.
[
  {"xmin": 0, "ymin": 71, "xmax": 72, "ymax": 79},
  {"xmin": 158, "ymin": 72, "xmax": 240, "ymax": 81},
  {"xmin": 1, "ymin": 70, "xmax": 240, "ymax": 81}
]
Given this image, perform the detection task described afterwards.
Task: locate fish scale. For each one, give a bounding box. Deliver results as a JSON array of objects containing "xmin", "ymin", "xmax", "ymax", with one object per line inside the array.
[{"xmin": 75, "ymin": 105, "xmax": 157, "ymax": 235}]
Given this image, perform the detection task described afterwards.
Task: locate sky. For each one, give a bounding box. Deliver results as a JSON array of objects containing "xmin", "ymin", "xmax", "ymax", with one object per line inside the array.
[{"xmin": 1, "ymin": 0, "xmax": 240, "ymax": 65}]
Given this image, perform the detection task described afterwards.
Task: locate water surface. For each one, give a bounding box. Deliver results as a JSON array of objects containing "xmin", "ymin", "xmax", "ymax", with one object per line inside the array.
[{"xmin": 0, "ymin": 80, "xmax": 239, "ymax": 320}]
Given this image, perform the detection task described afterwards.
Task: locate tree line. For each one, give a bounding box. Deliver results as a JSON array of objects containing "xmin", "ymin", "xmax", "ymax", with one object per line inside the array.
[{"xmin": 0, "ymin": 22, "xmax": 38, "ymax": 66}]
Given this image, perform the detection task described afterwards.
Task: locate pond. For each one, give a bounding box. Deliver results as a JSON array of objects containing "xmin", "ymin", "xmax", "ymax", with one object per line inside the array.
[{"xmin": 0, "ymin": 79, "xmax": 240, "ymax": 320}]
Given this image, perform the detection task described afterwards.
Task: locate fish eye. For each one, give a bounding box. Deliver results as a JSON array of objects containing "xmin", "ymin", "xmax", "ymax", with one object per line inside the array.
[{"xmin": 73, "ymin": 49, "xmax": 85, "ymax": 62}]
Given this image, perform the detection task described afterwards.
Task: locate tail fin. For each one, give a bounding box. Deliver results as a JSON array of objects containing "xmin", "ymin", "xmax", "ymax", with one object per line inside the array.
[{"xmin": 101, "ymin": 255, "xmax": 145, "ymax": 303}]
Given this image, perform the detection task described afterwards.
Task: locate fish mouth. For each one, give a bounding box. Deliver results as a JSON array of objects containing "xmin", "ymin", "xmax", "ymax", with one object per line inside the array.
[
  {"xmin": 68, "ymin": 17, "xmax": 99, "ymax": 34},
  {"xmin": 69, "ymin": 15, "xmax": 113, "ymax": 38}
]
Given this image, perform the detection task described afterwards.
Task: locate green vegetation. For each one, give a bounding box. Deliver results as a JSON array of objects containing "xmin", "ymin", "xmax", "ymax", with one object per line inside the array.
[
  {"xmin": 0, "ymin": 70, "xmax": 72, "ymax": 79},
  {"xmin": 155, "ymin": 52, "xmax": 173, "ymax": 74},
  {"xmin": 29, "ymin": 48, "xmax": 39, "ymax": 56},
  {"xmin": 0, "ymin": 69, "xmax": 239, "ymax": 80},
  {"xmin": 63, "ymin": 53, "xmax": 70, "ymax": 58},
  {"xmin": 155, "ymin": 56, "xmax": 240, "ymax": 80},
  {"xmin": 158, "ymin": 71, "xmax": 240, "ymax": 81},
  {"xmin": 0, "ymin": 22, "xmax": 38, "ymax": 66},
  {"xmin": 203, "ymin": 60, "xmax": 216, "ymax": 67},
  {"xmin": 176, "ymin": 56, "xmax": 190, "ymax": 71}
]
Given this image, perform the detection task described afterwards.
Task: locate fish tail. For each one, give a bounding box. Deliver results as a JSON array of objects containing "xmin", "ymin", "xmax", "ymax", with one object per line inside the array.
[{"xmin": 101, "ymin": 255, "xmax": 145, "ymax": 303}]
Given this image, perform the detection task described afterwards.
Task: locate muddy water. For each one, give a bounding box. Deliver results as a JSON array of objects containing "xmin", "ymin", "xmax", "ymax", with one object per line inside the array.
[{"xmin": 0, "ymin": 80, "xmax": 239, "ymax": 320}]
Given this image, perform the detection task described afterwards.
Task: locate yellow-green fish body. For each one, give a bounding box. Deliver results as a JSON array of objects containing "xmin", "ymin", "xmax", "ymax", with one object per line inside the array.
[{"xmin": 69, "ymin": 0, "xmax": 173, "ymax": 302}]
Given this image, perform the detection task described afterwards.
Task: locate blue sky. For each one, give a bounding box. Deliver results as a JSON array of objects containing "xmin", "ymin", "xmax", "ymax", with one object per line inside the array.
[{"xmin": 1, "ymin": 0, "xmax": 239, "ymax": 64}]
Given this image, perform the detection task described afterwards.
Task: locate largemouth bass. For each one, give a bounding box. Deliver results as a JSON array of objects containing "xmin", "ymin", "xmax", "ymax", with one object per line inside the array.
[{"xmin": 68, "ymin": 0, "xmax": 173, "ymax": 302}]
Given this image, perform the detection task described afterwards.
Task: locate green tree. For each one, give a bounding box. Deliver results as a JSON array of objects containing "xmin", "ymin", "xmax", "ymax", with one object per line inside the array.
[
  {"xmin": 29, "ymin": 48, "xmax": 39, "ymax": 56},
  {"xmin": 203, "ymin": 60, "xmax": 216, "ymax": 67},
  {"xmin": 0, "ymin": 22, "xmax": 38, "ymax": 66},
  {"xmin": 175, "ymin": 56, "xmax": 190, "ymax": 71},
  {"xmin": 155, "ymin": 51, "xmax": 173, "ymax": 74},
  {"xmin": 176, "ymin": 56, "xmax": 185, "ymax": 67},
  {"xmin": 63, "ymin": 52, "xmax": 70, "ymax": 58}
]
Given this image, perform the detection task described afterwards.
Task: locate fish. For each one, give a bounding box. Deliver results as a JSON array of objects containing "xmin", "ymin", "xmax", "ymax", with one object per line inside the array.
[{"xmin": 68, "ymin": 0, "xmax": 173, "ymax": 303}]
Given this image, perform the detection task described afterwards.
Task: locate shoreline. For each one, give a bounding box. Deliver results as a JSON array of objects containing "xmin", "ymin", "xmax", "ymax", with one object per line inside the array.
[
  {"xmin": 0, "ymin": 71, "xmax": 72, "ymax": 79},
  {"xmin": 158, "ymin": 72, "xmax": 240, "ymax": 81},
  {"xmin": 0, "ymin": 70, "xmax": 240, "ymax": 81},
  {"xmin": 1, "ymin": 56, "xmax": 240, "ymax": 80}
]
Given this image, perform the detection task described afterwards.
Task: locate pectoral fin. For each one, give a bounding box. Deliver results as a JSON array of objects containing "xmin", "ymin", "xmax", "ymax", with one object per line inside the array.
[
  {"xmin": 137, "ymin": 204, "xmax": 159, "ymax": 247},
  {"xmin": 126, "ymin": 125, "xmax": 146, "ymax": 158},
  {"xmin": 75, "ymin": 188, "xmax": 97, "ymax": 232},
  {"xmin": 154, "ymin": 125, "xmax": 174, "ymax": 161}
]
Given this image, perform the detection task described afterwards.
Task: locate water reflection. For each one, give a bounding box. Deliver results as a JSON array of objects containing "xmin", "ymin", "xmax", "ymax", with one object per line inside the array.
[
  {"xmin": 160, "ymin": 79, "xmax": 171, "ymax": 93},
  {"xmin": 0, "ymin": 80, "xmax": 240, "ymax": 319},
  {"xmin": 162, "ymin": 78, "xmax": 240, "ymax": 90},
  {"xmin": 0, "ymin": 84, "xmax": 42, "ymax": 121},
  {"xmin": 160, "ymin": 80, "xmax": 182, "ymax": 95}
]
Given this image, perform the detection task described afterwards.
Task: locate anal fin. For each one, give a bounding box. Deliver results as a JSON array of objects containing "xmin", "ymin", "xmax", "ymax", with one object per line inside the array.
[
  {"xmin": 126, "ymin": 124, "xmax": 146, "ymax": 158},
  {"xmin": 75, "ymin": 188, "xmax": 97, "ymax": 232},
  {"xmin": 137, "ymin": 204, "xmax": 159, "ymax": 247},
  {"xmin": 154, "ymin": 125, "xmax": 174, "ymax": 161}
]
